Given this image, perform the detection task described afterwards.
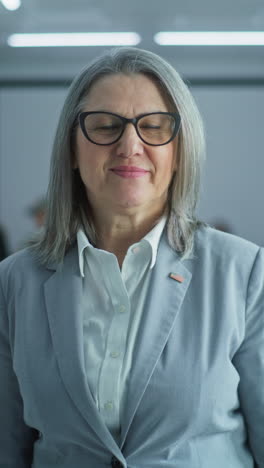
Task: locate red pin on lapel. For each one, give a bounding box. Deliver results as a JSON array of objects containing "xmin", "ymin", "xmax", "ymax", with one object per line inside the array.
[{"xmin": 169, "ymin": 273, "xmax": 184, "ymax": 283}]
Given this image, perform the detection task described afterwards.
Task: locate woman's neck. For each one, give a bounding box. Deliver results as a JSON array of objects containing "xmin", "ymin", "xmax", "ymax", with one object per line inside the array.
[{"xmin": 93, "ymin": 209, "xmax": 165, "ymax": 266}]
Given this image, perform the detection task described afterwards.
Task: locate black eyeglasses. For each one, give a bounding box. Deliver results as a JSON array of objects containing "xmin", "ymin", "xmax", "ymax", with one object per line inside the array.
[{"xmin": 78, "ymin": 111, "xmax": 181, "ymax": 146}]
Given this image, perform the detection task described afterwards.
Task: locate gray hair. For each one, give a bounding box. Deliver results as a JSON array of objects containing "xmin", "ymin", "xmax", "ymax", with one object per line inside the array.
[{"xmin": 31, "ymin": 47, "xmax": 206, "ymax": 265}]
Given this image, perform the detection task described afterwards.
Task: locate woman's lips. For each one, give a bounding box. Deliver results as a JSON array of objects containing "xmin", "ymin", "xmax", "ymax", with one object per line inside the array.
[{"xmin": 110, "ymin": 166, "xmax": 149, "ymax": 178}]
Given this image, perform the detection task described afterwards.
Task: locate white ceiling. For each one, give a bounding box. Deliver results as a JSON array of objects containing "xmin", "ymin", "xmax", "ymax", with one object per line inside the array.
[{"xmin": 0, "ymin": 0, "xmax": 264, "ymax": 80}]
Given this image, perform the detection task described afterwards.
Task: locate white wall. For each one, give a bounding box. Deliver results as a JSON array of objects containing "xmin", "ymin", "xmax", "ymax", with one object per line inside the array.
[{"xmin": 0, "ymin": 85, "xmax": 263, "ymax": 252}]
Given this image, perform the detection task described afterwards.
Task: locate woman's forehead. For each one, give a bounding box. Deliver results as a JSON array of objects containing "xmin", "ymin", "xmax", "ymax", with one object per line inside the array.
[{"xmin": 82, "ymin": 72, "xmax": 173, "ymax": 112}]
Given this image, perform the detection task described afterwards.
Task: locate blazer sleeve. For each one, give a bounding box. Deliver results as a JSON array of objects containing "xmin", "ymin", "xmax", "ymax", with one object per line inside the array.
[
  {"xmin": 232, "ymin": 247, "xmax": 264, "ymax": 468},
  {"xmin": 0, "ymin": 270, "xmax": 37, "ymax": 468}
]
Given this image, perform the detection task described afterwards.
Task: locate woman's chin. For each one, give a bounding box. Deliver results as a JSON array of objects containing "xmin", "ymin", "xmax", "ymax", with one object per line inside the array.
[
  {"xmin": 109, "ymin": 188, "xmax": 152, "ymax": 210},
  {"xmin": 114, "ymin": 198, "xmax": 148, "ymax": 210}
]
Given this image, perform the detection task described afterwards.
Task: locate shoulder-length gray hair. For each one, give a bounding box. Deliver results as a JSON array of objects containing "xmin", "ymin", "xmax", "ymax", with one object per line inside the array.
[{"xmin": 32, "ymin": 47, "xmax": 205, "ymax": 265}]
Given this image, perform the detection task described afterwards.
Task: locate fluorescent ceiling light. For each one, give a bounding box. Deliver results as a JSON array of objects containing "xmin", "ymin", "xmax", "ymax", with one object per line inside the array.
[
  {"xmin": 1, "ymin": 0, "xmax": 21, "ymax": 10},
  {"xmin": 154, "ymin": 31, "xmax": 264, "ymax": 46},
  {"xmin": 7, "ymin": 32, "xmax": 141, "ymax": 47}
]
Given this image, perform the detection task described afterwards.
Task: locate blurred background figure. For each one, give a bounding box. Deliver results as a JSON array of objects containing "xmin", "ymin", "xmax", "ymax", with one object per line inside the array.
[
  {"xmin": 0, "ymin": 225, "xmax": 9, "ymax": 260},
  {"xmin": 17, "ymin": 197, "xmax": 47, "ymax": 250},
  {"xmin": 211, "ymin": 219, "xmax": 233, "ymax": 234},
  {"xmin": 28, "ymin": 197, "xmax": 47, "ymax": 229}
]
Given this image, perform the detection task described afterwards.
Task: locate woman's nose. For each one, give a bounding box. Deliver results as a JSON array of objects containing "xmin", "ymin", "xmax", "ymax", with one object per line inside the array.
[{"xmin": 115, "ymin": 123, "xmax": 145, "ymax": 158}]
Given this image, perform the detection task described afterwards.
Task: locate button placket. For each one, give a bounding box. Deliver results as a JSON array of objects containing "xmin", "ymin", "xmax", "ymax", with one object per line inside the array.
[
  {"xmin": 98, "ymin": 269, "xmax": 130, "ymax": 430},
  {"xmin": 104, "ymin": 401, "xmax": 114, "ymax": 411}
]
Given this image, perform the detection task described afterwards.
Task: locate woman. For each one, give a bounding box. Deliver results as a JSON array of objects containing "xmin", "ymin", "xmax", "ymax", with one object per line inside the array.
[{"xmin": 0, "ymin": 47, "xmax": 263, "ymax": 468}]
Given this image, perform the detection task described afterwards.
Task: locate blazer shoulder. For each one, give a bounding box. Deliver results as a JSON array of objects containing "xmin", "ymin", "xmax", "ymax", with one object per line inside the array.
[
  {"xmin": 0, "ymin": 247, "xmax": 45, "ymax": 295},
  {"xmin": 0, "ymin": 247, "xmax": 38, "ymax": 273},
  {"xmin": 194, "ymin": 225, "xmax": 261, "ymax": 265}
]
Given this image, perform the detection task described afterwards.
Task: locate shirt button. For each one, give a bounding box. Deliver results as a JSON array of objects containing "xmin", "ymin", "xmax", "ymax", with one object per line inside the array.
[
  {"xmin": 118, "ymin": 304, "xmax": 126, "ymax": 313},
  {"xmin": 110, "ymin": 351, "xmax": 120, "ymax": 358},
  {"xmin": 132, "ymin": 246, "xmax": 141, "ymax": 254},
  {"xmin": 104, "ymin": 401, "xmax": 113, "ymax": 411}
]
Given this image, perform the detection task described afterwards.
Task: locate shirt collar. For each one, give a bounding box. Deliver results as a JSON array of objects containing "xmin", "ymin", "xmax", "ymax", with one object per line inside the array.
[
  {"xmin": 143, "ymin": 215, "xmax": 166, "ymax": 268},
  {"xmin": 77, "ymin": 215, "xmax": 167, "ymax": 277},
  {"xmin": 77, "ymin": 229, "xmax": 93, "ymax": 277}
]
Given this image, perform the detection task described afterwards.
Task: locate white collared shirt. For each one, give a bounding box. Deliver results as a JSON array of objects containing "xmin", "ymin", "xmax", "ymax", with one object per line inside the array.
[{"xmin": 77, "ymin": 216, "xmax": 166, "ymax": 443}]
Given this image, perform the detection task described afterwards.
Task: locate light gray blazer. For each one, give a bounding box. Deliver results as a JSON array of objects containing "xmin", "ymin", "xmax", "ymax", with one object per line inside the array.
[{"xmin": 0, "ymin": 226, "xmax": 263, "ymax": 468}]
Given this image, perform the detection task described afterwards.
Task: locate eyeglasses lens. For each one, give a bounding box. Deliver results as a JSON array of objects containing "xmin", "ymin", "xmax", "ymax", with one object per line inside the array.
[
  {"xmin": 83, "ymin": 113, "xmax": 176, "ymax": 145},
  {"xmin": 138, "ymin": 114, "xmax": 175, "ymax": 145},
  {"xmin": 84, "ymin": 113, "xmax": 123, "ymax": 144}
]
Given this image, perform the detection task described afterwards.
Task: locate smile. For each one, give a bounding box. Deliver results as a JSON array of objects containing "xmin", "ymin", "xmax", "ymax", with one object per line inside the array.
[{"xmin": 110, "ymin": 166, "xmax": 149, "ymax": 178}]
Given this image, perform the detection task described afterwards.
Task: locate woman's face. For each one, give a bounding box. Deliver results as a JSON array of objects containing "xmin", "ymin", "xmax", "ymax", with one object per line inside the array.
[{"xmin": 74, "ymin": 73, "xmax": 178, "ymax": 217}]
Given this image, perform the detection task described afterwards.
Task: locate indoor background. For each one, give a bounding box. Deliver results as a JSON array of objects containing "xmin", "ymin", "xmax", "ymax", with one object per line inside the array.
[{"xmin": 0, "ymin": 0, "xmax": 263, "ymax": 253}]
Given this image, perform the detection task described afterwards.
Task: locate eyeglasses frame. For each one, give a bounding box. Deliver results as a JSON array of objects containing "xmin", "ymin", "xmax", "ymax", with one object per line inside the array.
[{"xmin": 78, "ymin": 111, "xmax": 181, "ymax": 147}]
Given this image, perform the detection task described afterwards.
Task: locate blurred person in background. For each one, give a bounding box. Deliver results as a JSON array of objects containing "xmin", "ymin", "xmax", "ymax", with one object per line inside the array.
[
  {"xmin": 0, "ymin": 225, "xmax": 8, "ymax": 261},
  {"xmin": 212, "ymin": 218, "xmax": 233, "ymax": 234},
  {"xmin": 17, "ymin": 197, "xmax": 47, "ymax": 251},
  {"xmin": 0, "ymin": 47, "xmax": 263, "ymax": 468},
  {"xmin": 28, "ymin": 197, "xmax": 46, "ymax": 230}
]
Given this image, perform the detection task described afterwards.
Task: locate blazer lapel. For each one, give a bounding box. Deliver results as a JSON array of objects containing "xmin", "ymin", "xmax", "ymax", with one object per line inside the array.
[
  {"xmin": 44, "ymin": 246, "xmax": 123, "ymax": 458},
  {"xmin": 120, "ymin": 238, "xmax": 192, "ymax": 446}
]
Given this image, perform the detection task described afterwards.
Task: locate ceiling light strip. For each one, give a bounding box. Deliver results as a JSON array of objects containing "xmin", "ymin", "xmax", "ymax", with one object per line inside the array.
[
  {"xmin": 154, "ymin": 31, "xmax": 264, "ymax": 46},
  {"xmin": 7, "ymin": 32, "xmax": 141, "ymax": 47}
]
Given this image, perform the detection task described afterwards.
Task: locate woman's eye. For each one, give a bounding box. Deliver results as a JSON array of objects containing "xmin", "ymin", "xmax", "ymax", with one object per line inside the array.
[
  {"xmin": 141, "ymin": 125, "xmax": 161, "ymax": 129},
  {"xmin": 95, "ymin": 124, "xmax": 120, "ymax": 131}
]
